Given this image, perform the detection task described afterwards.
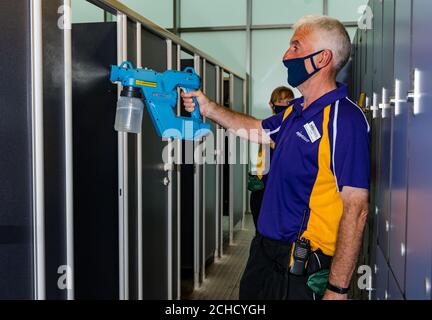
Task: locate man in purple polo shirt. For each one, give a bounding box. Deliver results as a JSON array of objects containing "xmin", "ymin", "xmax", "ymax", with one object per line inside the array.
[{"xmin": 181, "ymin": 15, "xmax": 370, "ymax": 300}]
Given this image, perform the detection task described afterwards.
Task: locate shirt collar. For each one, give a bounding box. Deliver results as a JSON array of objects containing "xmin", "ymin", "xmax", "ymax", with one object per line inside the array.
[{"xmin": 293, "ymin": 82, "xmax": 348, "ymax": 120}]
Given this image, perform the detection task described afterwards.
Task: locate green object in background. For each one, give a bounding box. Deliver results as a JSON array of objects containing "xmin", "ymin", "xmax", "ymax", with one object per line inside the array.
[
  {"xmin": 248, "ymin": 174, "xmax": 264, "ymax": 192},
  {"xmin": 307, "ymin": 269, "xmax": 330, "ymax": 296}
]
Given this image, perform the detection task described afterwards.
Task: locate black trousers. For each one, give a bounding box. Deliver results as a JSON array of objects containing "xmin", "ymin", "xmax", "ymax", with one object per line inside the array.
[
  {"xmin": 239, "ymin": 233, "xmax": 322, "ymax": 300},
  {"xmin": 250, "ymin": 189, "xmax": 265, "ymax": 231}
]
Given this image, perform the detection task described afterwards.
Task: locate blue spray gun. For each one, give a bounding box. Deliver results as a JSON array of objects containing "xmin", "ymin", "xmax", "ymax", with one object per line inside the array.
[{"xmin": 110, "ymin": 61, "xmax": 211, "ymax": 140}]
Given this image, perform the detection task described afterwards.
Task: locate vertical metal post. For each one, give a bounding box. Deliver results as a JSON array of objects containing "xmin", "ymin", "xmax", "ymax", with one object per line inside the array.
[
  {"xmin": 242, "ymin": 79, "xmax": 247, "ymax": 230},
  {"xmin": 219, "ymin": 68, "xmax": 225, "ymax": 257},
  {"xmin": 176, "ymin": 43, "xmax": 182, "ymax": 300},
  {"xmin": 323, "ymin": 0, "xmax": 329, "ymax": 15},
  {"xmin": 166, "ymin": 39, "xmax": 174, "ymax": 300},
  {"xmin": 193, "ymin": 53, "xmax": 201, "ymax": 290},
  {"xmin": 136, "ymin": 22, "xmax": 143, "ymax": 301},
  {"xmin": 117, "ymin": 12, "xmax": 129, "ymax": 300},
  {"xmin": 64, "ymin": 0, "xmax": 75, "ymax": 300},
  {"xmin": 245, "ymin": 0, "xmax": 253, "ymax": 219},
  {"xmin": 173, "ymin": 0, "xmax": 181, "ymax": 35},
  {"xmin": 215, "ymin": 66, "xmax": 221, "ymax": 260},
  {"xmin": 201, "ymin": 59, "xmax": 207, "ymax": 282},
  {"xmin": 229, "ymin": 73, "xmax": 234, "ymax": 246},
  {"xmin": 31, "ymin": 0, "xmax": 46, "ymax": 300}
]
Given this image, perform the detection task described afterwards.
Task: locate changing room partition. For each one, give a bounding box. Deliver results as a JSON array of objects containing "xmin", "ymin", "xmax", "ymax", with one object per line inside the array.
[{"xmin": 72, "ymin": 21, "xmax": 119, "ymax": 299}]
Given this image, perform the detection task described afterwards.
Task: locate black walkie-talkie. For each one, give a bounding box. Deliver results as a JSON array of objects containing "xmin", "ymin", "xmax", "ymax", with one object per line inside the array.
[{"xmin": 290, "ymin": 209, "xmax": 311, "ymax": 276}]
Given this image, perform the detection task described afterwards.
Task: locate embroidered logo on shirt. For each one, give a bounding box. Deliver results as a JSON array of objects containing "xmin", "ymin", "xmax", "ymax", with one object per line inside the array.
[{"xmin": 296, "ymin": 131, "xmax": 310, "ymax": 143}]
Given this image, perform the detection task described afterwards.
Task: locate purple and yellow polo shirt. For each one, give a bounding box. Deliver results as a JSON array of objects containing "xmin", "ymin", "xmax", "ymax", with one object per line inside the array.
[{"xmin": 258, "ymin": 83, "xmax": 370, "ymax": 256}]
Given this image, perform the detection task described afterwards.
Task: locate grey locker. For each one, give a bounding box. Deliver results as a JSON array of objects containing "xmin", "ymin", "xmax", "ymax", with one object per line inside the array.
[
  {"xmin": 365, "ymin": 0, "xmax": 378, "ymax": 273},
  {"xmin": 351, "ymin": 32, "xmax": 359, "ymax": 99},
  {"xmin": 360, "ymin": 28, "xmax": 368, "ymax": 98},
  {"xmin": 356, "ymin": 31, "xmax": 362, "ymax": 100},
  {"xmin": 373, "ymin": 0, "xmax": 389, "ymax": 259},
  {"xmin": 365, "ymin": 15, "xmax": 374, "ymax": 99},
  {"xmin": 380, "ymin": 0, "xmax": 395, "ymax": 262},
  {"xmin": 0, "ymin": 0, "xmax": 34, "ymax": 299},
  {"xmin": 373, "ymin": 245, "xmax": 388, "ymax": 300},
  {"xmin": 376, "ymin": 0, "xmax": 395, "ymax": 263},
  {"xmin": 388, "ymin": 0, "xmax": 411, "ymax": 294},
  {"xmin": 405, "ymin": 0, "xmax": 432, "ymax": 300},
  {"xmin": 388, "ymin": 269, "xmax": 404, "ymax": 300}
]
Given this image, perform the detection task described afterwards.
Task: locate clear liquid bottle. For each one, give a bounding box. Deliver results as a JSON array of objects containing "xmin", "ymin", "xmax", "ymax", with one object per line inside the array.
[{"xmin": 114, "ymin": 86, "xmax": 144, "ymax": 134}]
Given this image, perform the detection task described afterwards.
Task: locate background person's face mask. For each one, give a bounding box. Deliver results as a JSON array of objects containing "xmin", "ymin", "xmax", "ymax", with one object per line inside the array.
[
  {"xmin": 272, "ymin": 105, "xmax": 287, "ymax": 114},
  {"xmin": 283, "ymin": 50, "xmax": 325, "ymax": 87}
]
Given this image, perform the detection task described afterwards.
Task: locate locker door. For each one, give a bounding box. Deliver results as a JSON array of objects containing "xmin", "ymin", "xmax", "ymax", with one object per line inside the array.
[
  {"xmin": 388, "ymin": 0, "xmax": 411, "ymax": 294},
  {"xmin": 365, "ymin": 1, "xmax": 378, "ymax": 271},
  {"xmin": 406, "ymin": 0, "xmax": 432, "ymax": 300},
  {"xmin": 365, "ymin": 12, "xmax": 374, "ymax": 99},
  {"xmin": 379, "ymin": 0, "xmax": 395, "ymax": 261},
  {"xmin": 388, "ymin": 270, "xmax": 404, "ymax": 300},
  {"xmin": 372, "ymin": 0, "xmax": 389, "ymax": 259},
  {"xmin": 373, "ymin": 245, "xmax": 389, "ymax": 300}
]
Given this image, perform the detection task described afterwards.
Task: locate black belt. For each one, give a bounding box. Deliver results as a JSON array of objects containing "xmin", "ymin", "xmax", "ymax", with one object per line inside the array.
[
  {"xmin": 306, "ymin": 249, "xmax": 333, "ymax": 275},
  {"xmin": 256, "ymin": 233, "xmax": 332, "ymax": 275}
]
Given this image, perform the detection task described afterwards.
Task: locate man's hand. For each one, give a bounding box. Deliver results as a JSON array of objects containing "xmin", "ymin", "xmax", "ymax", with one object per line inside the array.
[
  {"xmin": 322, "ymin": 290, "xmax": 348, "ymax": 300},
  {"xmin": 181, "ymin": 89, "xmax": 212, "ymax": 117},
  {"xmin": 180, "ymin": 89, "xmax": 269, "ymax": 144}
]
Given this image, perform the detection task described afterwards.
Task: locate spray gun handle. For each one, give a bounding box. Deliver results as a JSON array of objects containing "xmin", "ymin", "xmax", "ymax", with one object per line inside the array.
[{"xmin": 181, "ymin": 87, "xmax": 202, "ymax": 120}]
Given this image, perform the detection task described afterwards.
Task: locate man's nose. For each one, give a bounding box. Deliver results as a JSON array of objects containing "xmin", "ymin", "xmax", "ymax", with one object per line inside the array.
[{"xmin": 283, "ymin": 49, "xmax": 292, "ymax": 61}]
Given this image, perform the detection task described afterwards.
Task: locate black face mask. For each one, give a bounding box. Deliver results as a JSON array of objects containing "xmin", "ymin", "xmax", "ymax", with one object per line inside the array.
[
  {"xmin": 283, "ymin": 50, "xmax": 325, "ymax": 87},
  {"xmin": 272, "ymin": 105, "xmax": 287, "ymax": 114}
]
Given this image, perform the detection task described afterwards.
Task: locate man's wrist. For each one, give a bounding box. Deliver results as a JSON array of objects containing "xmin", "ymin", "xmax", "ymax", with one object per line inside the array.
[
  {"xmin": 326, "ymin": 281, "xmax": 350, "ymax": 294},
  {"xmin": 323, "ymin": 289, "xmax": 348, "ymax": 300},
  {"xmin": 204, "ymin": 101, "xmax": 217, "ymax": 118}
]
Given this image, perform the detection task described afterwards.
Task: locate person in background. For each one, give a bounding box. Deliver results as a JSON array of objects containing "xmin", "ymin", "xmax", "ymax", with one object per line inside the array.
[{"xmin": 248, "ymin": 86, "xmax": 294, "ymax": 231}]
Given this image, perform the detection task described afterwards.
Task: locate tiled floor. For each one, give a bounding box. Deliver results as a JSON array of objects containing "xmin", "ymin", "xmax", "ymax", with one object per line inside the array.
[{"xmin": 188, "ymin": 213, "xmax": 255, "ymax": 300}]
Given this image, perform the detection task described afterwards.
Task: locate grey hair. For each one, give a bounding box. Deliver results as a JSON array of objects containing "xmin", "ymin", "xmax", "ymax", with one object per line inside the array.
[{"xmin": 293, "ymin": 15, "xmax": 351, "ymax": 74}]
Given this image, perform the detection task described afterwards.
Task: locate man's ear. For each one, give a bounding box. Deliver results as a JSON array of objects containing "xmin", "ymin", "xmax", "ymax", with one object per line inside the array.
[{"xmin": 316, "ymin": 49, "xmax": 333, "ymax": 69}]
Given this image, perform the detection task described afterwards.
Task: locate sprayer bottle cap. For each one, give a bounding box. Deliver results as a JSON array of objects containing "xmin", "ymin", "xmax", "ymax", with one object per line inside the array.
[{"xmin": 120, "ymin": 86, "xmax": 143, "ymax": 99}]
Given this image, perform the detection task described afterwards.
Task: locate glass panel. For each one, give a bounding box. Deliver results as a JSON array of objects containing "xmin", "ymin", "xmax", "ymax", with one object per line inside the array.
[
  {"xmin": 250, "ymin": 29, "xmax": 296, "ymax": 171},
  {"xmin": 181, "ymin": 0, "xmax": 246, "ymax": 27},
  {"xmin": 346, "ymin": 26, "xmax": 358, "ymax": 42},
  {"xmin": 181, "ymin": 31, "xmax": 246, "ymax": 76},
  {"xmin": 252, "ymin": 0, "xmax": 323, "ymax": 25},
  {"xmin": 119, "ymin": 0, "xmax": 173, "ymax": 28},
  {"xmin": 72, "ymin": 0, "xmax": 104, "ymax": 23},
  {"xmin": 328, "ymin": 0, "xmax": 369, "ymax": 22},
  {"xmin": 251, "ymin": 29, "xmax": 298, "ymax": 120}
]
